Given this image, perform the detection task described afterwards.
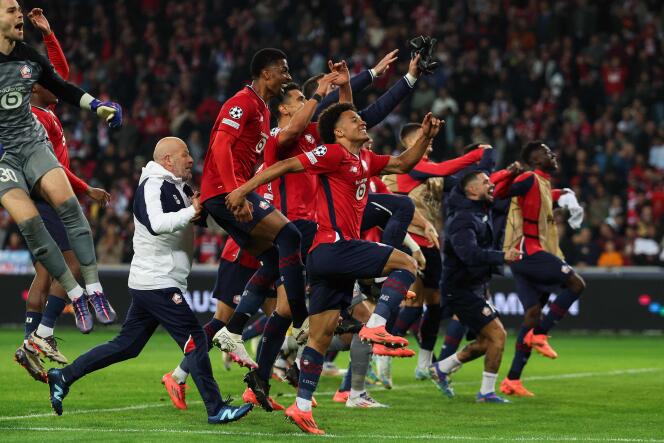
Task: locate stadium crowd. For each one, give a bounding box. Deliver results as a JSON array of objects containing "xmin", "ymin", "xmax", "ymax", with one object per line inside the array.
[{"xmin": 0, "ymin": 0, "xmax": 662, "ymax": 267}]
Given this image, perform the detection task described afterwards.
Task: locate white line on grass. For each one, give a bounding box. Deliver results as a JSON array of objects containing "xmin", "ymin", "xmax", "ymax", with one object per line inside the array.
[
  {"xmin": 0, "ymin": 367, "xmax": 660, "ymax": 423},
  {"xmin": 0, "ymin": 426, "xmax": 663, "ymax": 442},
  {"xmin": 280, "ymin": 367, "xmax": 663, "ymax": 398}
]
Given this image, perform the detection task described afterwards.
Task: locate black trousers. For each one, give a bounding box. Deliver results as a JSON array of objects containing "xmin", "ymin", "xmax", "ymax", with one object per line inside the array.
[{"xmin": 62, "ymin": 287, "xmax": 223, "ymax": 416}]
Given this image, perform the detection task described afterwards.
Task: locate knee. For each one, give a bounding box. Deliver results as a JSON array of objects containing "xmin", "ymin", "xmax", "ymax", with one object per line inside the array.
[
  {"xmin": 567, "ymin": 274, "xmax": 586, "ymax": 295},
  {"xmin": 402, "ymin": 255, "xmax": 418, "ymax": 276},
  {"xmin": 397, "ymin": 196, "xmax": 415, "ymax": 218},
  {"xmin": 278, "ymin": 222, "xmax": 302, "ymax": 244},
  {"xmin": 492, "ymin": 324, "xmax": 507, "ymax": 347}
]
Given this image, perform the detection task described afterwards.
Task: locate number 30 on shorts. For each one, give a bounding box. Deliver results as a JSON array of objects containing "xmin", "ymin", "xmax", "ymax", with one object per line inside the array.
[{"xmin": 0, "ymin": 167, "xmax": 18, "ymax": 183}]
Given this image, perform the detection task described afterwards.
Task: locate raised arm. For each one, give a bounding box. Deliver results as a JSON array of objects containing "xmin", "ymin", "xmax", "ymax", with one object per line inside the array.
[
  {"xmin": 381, "ymin": 113, "xmax": 443, "ymax": 174},
  {"xmin": 409, "ymin": 147, "xmax": 484, "ymax": 180},
  {"xmin": 28, "ymin": 9, "xmax": 69, "ymax": 80},
  {"xmin": 277, "ymin": 72, "xmax": 339, "ymax": 146},
  {"xmin": 360, "ymin": 54, "xmax": 422, "ymax": 129},
  {"xmin": 315, "ymin": 49, "xmax": 399, "ymax": 118}
]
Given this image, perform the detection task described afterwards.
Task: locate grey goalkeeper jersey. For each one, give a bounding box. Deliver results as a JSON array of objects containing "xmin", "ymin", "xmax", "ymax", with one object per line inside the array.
[{"xmin": 0, "ymin": 42, "xmax": 85, "ymax": 153}]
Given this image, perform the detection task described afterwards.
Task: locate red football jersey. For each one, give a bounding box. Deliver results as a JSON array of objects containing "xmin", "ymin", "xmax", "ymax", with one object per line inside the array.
[
  {"xmin": 296, "ymin": 144, "xmax": 390, "ymax": 250},
  {"xmin": 220, "ymin": 236, "xmax": 260, "ymax": 269},
  {"xmin": 32, "ymin": 106, "xmax": 88, "ymax": 194},
  {"xmin": 200, "ymin": 86, "xmax": 270, "ymax": 202},
  {"xmin": 263, "ymin": 123, "xmax": 320, "ymax": 221}
]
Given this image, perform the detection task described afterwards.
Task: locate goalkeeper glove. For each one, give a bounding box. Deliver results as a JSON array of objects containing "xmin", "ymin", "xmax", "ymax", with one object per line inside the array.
[
  {"xmin": 90, "ymin": 99, "xmax": 123, "ymax": 128},
  {"xmin": 409, "ymin": 35, "xmax": 441, "ymax": 75}
]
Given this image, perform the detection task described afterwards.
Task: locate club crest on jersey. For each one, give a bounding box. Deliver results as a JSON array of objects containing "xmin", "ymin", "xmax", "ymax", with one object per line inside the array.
[
  {"xmin": 313, "ymin": 145, "xmax": 327, "ymax": 157},
  {"xmin": 20, "ymin": 64, "xmax": 32, "ymax": 79},
  {"xmin": 172, "ymin": 293, "xmax": 183, "ymax": 304},
  {"xmin": 305, "ymin": 134, "xmax": 315, "ymax": 144},
  {"xmin": 229, "ymin": 106, "xmax": 243, "ymax": 119}
]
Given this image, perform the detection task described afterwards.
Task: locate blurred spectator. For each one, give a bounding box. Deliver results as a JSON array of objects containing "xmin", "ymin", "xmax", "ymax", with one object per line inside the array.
[{"xmin": 597, "ymin": 240, "xmax": 624, "ymax": 268}]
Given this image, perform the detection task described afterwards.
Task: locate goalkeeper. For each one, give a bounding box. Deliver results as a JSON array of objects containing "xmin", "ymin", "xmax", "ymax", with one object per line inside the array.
[{"xmin": 0, "ymin": 3, "xmax": 121, "ymax": 319}]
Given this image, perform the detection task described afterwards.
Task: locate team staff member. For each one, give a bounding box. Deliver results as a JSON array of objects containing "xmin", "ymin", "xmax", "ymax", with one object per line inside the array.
[{"xmin": 46, "ymin": 137, "xmax": 252, "ymax": 425}]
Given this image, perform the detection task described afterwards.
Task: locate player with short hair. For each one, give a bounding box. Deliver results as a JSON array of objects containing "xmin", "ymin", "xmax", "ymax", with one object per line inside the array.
[
  {"xmin": 382, "ymin": 124, "xmax": 488, "ymax": 380},
  {"xmin": 0, "ymin": 1, "xmax": 121, "ymax": 338},
  {"xmin": 14, "ymin": 8, "xmax": 112, "ymax": 381},
  {"xmin": 499, "ymin": 141, "xmax": 586, "ymax": 397},
  {"xmin": 225, "ymin": 104, "xmax": 442, "ymax": 434},
  {"xmin": 429, "ymin": 170, "xmax": 521, "ymax": 403},
  {"xmin": 46, "ymin": 137, "xmax": 253, "ymax": 424}
]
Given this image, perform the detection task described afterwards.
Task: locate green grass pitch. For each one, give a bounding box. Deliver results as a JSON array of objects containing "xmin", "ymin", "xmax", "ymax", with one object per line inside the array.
[{"xmin": 0, "ymin": 327, "xmax": 663, "ymax": 442}]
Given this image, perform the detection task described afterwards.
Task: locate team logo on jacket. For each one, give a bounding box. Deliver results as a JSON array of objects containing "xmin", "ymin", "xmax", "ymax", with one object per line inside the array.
[
  {"xmin": 20, "ymin": 65, "xmax": 32, "ymax": 79},
  {"xmin": 313, "ymin": 145, "xmax": 327, "ymax": 156},
  {"xmin": 482, "ymin": 306, "xmax": 493, "ymax": 317},
  {"xmin": 229, "ymin": 106, "xmax": 243, "ymax": 119},
  {"xmin": 172, "ymin": 293, "xmax": 183, "ymax": 304},
  {"xmin": 561, "ymin": 264, "xmax": 572, "ymax": 274}
]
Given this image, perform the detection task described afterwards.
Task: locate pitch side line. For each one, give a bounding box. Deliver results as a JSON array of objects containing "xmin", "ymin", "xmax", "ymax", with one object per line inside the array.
[
  {"xmin": 0, "ymin": 426, "xmax": 663, "ymax": 442},
  {"xmin": 0, "ymin": 367, "xmax": 660, "ymax": 422},
  {"xmin": 281, "ymin": 366, "xmax": 663, "ymax": 397}
]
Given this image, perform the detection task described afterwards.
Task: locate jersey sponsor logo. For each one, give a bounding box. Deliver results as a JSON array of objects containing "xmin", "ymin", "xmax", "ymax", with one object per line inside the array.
[
  {"xmin": 305, "ymin": 151, "xmax": 317, "ymax": 165},
  {"xmin": 221, "ymin": 118, "xmax": 240, "ymax": 129},
  {"xmin": 313, "ymin": 145, "xmax": 327, "ymax": 157},
  {"xmin": 19, "ymin": 65, "xmax": 32, "ymax": 79},
  {"xmin": 0, "ymin": 87, "xmax": 23, "ymax": 110},
  {"xmin": 229, "ymin": 106, "xmax": 243, "ymax": 119},
  {"xmin": 172, "ymin": 293, "xmax": 183, "ymax": 304}
]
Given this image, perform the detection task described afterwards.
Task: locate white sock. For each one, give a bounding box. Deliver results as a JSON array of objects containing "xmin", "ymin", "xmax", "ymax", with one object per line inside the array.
[
  {"xmin": 349, "ymin": 389, "xmax": 364, "ymax": 399},
  {"xmin": 480, "ymin": 371, "xmax": 498, "ymax": 395},
  {"xmin": 36, "ymin": 324, "xmax": 54, "ymax": 338},
  {"xmin": 85, "ymin": 282, "xmax": 103, "ymax": 295},
  {"xmin": 296, "ymin": 396, "xmax": 312, "ymax": 412},
  {"xmin": 417, "ymin": 349, "xmax": 433, "ymax": 369},
  {"xmin": 172, "ymin": 365, "xmax": 188, "ymax": 384},
  {"xmin": 437, "ymin": 354, "xmax": 463, "ymax": 374},
  {"xmin": 365, "ymin": 313, "xmax": 387, "ymax": 328},
  {"xmin": 67, "ymin": 285, "xmax": 84, "ymax": 302}
]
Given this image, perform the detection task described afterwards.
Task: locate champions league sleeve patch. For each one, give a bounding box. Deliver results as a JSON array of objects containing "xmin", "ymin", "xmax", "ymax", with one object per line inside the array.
[
  {"xmin": 313, "ymin": 145, "xmax": 327, "ymax": 157},
  {"xmin": 229, "ymin": 106, "xmax": 244, "ymax": 119}
]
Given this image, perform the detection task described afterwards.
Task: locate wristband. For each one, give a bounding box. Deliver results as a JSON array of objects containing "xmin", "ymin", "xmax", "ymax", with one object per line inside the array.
[{"xmin": 311, "ymin": 93, "xmax": 323, "ymax": 103}]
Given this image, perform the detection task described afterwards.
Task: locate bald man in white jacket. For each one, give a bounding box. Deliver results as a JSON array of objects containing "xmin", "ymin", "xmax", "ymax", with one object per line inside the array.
[{"xmin": 46, "ymin": 137, "xmax": 253, "ymax": 424}]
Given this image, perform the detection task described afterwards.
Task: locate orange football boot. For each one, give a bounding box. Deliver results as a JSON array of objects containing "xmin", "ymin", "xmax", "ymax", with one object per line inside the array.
[
  {"xmin": 161, "ymin": 372, "xmax": 188, "ymax": 409},
  {"xmin": 242, "ymin": 387, "xmax": 284, "ymax": 411},
  {"xmin": 333, "ymin": 390, "xmax": 349, "ymax": 403},
  {"xmin": 285, "ymin": 403, "xmax": 325, "ymax": 435},
  {"xmin": 372, "ymin": 343, "xmax": 415, "ymax": 358},
  {"xmin": 524, "ymin": 329, "xmax": 558, "ymax": 359},
  {"xmin": 500, "ymin": 378, "xmax": 534, "ymax": 397},
  {"xmin": 359, "ymin": 325, "xmax": 408, "ymax": 347}
]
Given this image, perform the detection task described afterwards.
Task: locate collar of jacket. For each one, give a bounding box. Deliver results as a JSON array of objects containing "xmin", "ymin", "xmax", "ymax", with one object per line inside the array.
[{"xmin": 141, "ymin": 161, "xmax": 186, "ymax": 184}]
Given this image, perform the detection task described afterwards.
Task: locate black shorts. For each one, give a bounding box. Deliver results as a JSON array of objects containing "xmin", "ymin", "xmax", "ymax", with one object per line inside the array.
[
  {"xmin": 510, "ymin": 251, "xmax": 575, "ymax": 310},
  {"xmin": 203, "ymin": 192, "xmax": 275, "ymax": 248},
  {"xmin": 444, "ymin": 284, "xmax": 498, "ymax": 335},
  {"xmin": 293, "ymin": 219, "xmax": 317, "ymax": 261},
  {"xmin": 306, "ymin": 240, "xmax": 393, "ymax": 315},
  {"xmin": 420, "ymin": 246, "xmax": 442, "ymax": 289},
  {"xmin": 31, "ymin": 199, "xmax": 70, "ymax": 262},
  {"xmin": 212, "ymin": 259, "xmax": 269, "ymax": 308}
]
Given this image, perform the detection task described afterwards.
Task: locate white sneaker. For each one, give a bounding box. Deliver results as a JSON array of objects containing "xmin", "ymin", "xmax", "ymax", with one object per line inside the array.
[
  {"xmin": 212, "ymin": 327, "xmax": 257, "ymax": 369},
  {"xmin": 291, "ymin": 317, "xmax": 309, "ymax": 346},
  {"xmin": 346, "ymin": 391, "xmax": 388, "ymax": 408},
  {"xmin": 374, "ymin": 355, "xmax": 393, "ymax": 389}
]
